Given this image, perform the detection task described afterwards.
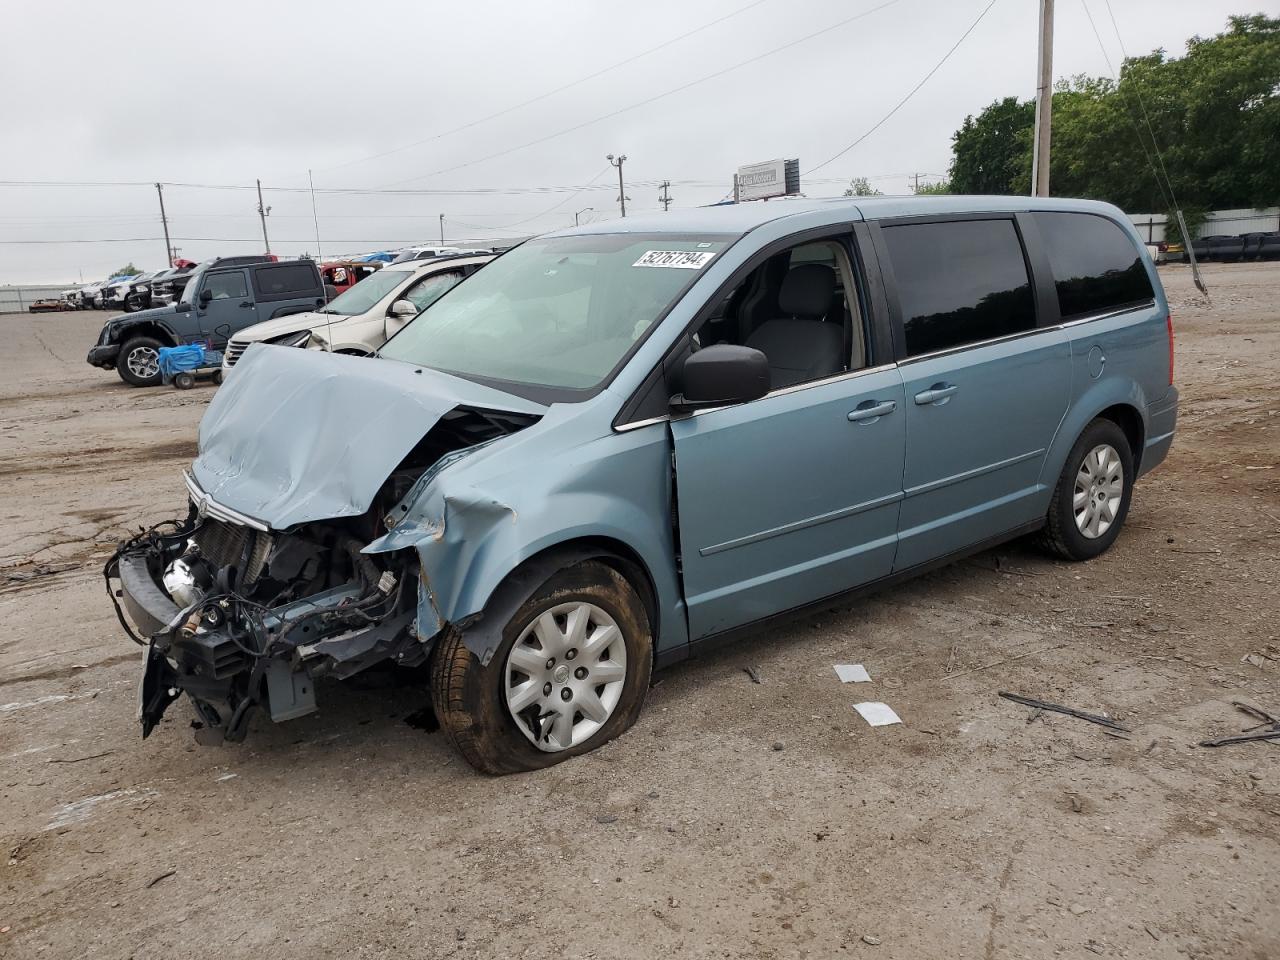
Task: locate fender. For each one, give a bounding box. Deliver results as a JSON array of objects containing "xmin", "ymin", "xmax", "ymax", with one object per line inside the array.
[
  {"xmin": 107, "ymin": 314, "xmax": 180, "ymax": 346},
  {"xmin": 1040, "ymin": 376, "xmax": 1150, "ymax": 500},
  {"xmin": 365, "ymin": 425, "xmax": 686, "ymax": 664}
]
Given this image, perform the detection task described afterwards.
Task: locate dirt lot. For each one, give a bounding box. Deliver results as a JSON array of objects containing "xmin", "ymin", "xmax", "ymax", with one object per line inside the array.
[{"xmin": 2, "ymin": 266, "xmax": 1277, "ymax": 960}]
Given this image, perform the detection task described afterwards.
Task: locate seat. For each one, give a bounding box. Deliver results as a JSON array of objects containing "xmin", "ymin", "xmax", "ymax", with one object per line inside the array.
[{"xmin": 745, "ymin": 263, "xmax": 844, "ymax": 389}]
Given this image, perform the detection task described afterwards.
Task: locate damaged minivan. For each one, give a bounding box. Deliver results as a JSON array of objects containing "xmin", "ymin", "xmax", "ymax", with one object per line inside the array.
[{"xmin": 109, "ymin": 196, "xmax": 1178, "ymax": 773}]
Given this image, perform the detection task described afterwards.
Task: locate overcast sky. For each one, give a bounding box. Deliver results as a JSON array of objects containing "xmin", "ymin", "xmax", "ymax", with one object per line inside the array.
[{"xmin": 0, "ymin": 0, "xmax": 1264, "ymax": 284}]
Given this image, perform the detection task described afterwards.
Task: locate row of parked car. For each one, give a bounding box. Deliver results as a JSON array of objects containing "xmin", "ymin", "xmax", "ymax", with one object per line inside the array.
[{"xmin": 85, "ymin": 251, "xmax": 493, "ymax": 386}]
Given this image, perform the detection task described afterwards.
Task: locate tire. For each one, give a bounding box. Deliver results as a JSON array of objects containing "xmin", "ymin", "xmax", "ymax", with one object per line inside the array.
[
  {"xmin": 1040, "ymin": 418, "xmax": 1134, "ymax": 561},
  {"xmin": 174, "ymin": 372, "xmax": 195, "ymax": 390},
  {"xmin": 115, "ymin": 336, "xmax": 164, "ymax": 387},
  {"xmin": 123, "ymin": 293, "xmax": 146, "ymax": 313},
  {"xmin": 211, "ymin": 369, "xmax": 224, "ymax": 386},
  {"xmin": 432, "ymin": 560, "xmax": 653, "ymax": 775}
]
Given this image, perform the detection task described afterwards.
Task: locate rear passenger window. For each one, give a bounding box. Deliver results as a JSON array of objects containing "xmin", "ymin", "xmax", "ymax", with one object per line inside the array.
[
  {"xmin": 882, "ymin": 219, "xmax": 1035, "ymax": 357},
  {"xmin": 1033, "ymin": 212, "xmax": 1154, "ymax": 319},
  {"xmin": 254, "ymin": 264, "xmax": 317, "ymax": 297}
]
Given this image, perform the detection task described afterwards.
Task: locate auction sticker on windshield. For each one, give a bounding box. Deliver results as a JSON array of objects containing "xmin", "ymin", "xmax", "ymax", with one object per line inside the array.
[{"xmin": 633, "ymin": 250, "xmax": 714, "ymax": 269}]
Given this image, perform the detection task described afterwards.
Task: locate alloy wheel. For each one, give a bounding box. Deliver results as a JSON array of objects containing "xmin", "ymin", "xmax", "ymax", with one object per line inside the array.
[
  {"xmin": 504, "ymin": 601, "xmax": 627, "ymax": 752},
  {"xmin": 1073, "ymin": 443, "xmax": 1124, "ymax": 539},
  {"xmin": 126, "ymin": 346, "xmax": 160, "ymax": 380}
]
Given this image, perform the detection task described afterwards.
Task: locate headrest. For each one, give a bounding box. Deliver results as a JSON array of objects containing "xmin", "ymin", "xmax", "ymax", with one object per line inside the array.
[{"xmin": 778, "ymin": 263, "xmax": 837, "ymax": 319}]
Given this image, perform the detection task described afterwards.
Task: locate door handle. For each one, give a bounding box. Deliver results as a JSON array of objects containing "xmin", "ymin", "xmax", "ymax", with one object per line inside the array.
[
  {"xmin": 914, "ymin": 382, "xmax": 959, "ymax": 405},
  {"xmin": 239, "ymin": 301, "xmax": 254, "ymax": 308},
  {"xmin": 847, "ymin": 399, "xmax": 897, "ymax": 423}
]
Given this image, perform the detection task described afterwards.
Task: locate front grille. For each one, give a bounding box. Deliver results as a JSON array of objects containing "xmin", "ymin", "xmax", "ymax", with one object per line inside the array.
[
  {"xmin": 224, "ymin": 340, "xmax": 249, "ymax": 367},
  {"xmin": 193, "ymin": 518, "xmax": 251, "ymax": 573}
]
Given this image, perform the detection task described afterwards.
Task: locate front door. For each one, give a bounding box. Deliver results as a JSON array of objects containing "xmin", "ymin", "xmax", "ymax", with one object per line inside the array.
[
  {"xmin": 877, "ymin": 217, "xmax": 1071, "ymax": 569},
  {"xmin": 670, "ymin": 369, "xmax": 906, "ymax": 640},
  {"xmin": 195, "ymin": 268, "xmax": 257, "ymax": 347}
]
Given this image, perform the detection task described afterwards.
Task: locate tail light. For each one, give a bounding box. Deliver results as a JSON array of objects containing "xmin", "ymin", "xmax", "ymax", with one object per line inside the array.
[{"xmin": 1166, "ymin": 311, "xmax": 1175, "ymax": 385}]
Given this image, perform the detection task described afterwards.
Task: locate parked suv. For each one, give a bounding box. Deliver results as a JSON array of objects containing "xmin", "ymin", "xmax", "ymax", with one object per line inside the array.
[
  {"xmin": 221, "ymin": 253, "xmax": 492, "ymax": 373},
  {"xmin": 109, "ymin": 197, "xmax": 1176, "ymax": 773},
  {"xmin": 86, "ymin": 257, "xmax": 324, "ymax": 386}
]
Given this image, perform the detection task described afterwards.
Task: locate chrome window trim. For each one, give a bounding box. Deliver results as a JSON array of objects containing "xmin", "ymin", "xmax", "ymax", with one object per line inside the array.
[
  {"xmin": 1057, "ymin": 299, "xmax": 1156, "ymax": 328},
  {"xmin": 612, "ymin": 362, "xmax": 899, "ymax": 431},
  {"xmin": 184, "ymin": 470, "xmax": 270, "ymax": 532}
]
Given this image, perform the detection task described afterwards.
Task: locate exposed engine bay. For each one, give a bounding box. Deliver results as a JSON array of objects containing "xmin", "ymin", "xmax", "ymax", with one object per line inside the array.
[{"xmin": 108, "ymin": 404, "xmax": 539, "ymax": 744}]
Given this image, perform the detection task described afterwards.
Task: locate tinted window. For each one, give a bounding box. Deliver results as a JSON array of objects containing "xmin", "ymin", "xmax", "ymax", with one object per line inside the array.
[
  {"xmin": 883, "ymin": 219, "xmax": 1035, "ymax": 357},
  {"xmin": 204, "ymin": 270, "xmax": 247, "ymax": 301},
  {"xmin": 1033, "ymin": 212, "xmax": 1153, "ymax": 319},
  {"xmin": 254, "ymin": 263, "xmax": 317, "ymax": 297}
]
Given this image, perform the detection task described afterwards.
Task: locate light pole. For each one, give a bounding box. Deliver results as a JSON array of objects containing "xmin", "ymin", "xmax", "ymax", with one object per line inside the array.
[
  {"xmin": 607, "ymin": 154, "xmax": 628, "ymax": 218},
  {"xmin": 256, "ymin": 178, "xmax": 272, "ymax": 254},
  {"xmin": 574, "ymin": 207, "xmax": 594, "ymax": 226},
  {"xmin": 439, "ymin": 213, "xmax": 445, "ymax": 245}
]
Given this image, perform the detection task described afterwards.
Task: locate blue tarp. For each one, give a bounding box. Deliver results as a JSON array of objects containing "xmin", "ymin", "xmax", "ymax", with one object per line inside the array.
[{"xmin": 158, "ymin": 344, "xmax": 222, "ymax": 379}]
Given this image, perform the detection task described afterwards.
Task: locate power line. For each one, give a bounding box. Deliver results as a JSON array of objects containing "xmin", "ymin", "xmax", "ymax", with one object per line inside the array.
[
  {"xmin": 382, "ymin": 0, "xmax": 907, "ymax": 187},
  {"xmin": 1102, "ymin": 0, "xmax": 1181, "ymax": 211},
  {"xmin": 320, "ymin": 0, "xmax": 773, "ymax": 174},
  {"xmin": 1078, "ymin": 0, "xmax": 1174, "ymax": 211},
  {"xmin": 803, "ymin": 0, "xmax": 998, "ymax": 176}
]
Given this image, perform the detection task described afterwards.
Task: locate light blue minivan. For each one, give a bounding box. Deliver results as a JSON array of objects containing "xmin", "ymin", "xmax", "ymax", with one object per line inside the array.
[{"xmin": 111, "ymin": 196, "xmax": 1177, "ymax": 773}]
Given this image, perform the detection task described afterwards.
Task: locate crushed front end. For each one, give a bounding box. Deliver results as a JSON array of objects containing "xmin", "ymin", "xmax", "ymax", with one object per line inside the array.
[{"xmin": 109, "ymin": 481, "xmax": 422, "ymax": 743}]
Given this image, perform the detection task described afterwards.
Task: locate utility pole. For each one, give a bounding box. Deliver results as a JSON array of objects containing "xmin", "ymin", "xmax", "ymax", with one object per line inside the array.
[
  {"xmin": 607, "ymin": 154, "xmax": 628, "ymax": 218},
  {"xmin": 439, "ymin": 213, "xmax": 445, "ymax": 245},
  {"xmin": 255, "ymin": 178, "xmax": 272, "ymax": 254},
  {"xmin": 1031, "ymin": 0, "xmax": 1054, "ymax": 197},
  {"xmin": 733, "ymin": 173, "xmax": 740, "ymax": 203},
  {"xmin": 658, "ymin": 181, "xmax": 673, "ymax": 212},
  {"xmin": 155, "ymin": 182, "xmax": 173, "ymax": 266}
]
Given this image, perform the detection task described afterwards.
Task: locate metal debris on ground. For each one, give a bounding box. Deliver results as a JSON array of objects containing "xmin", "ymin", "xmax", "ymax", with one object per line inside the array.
[
  {"xmin": 743, "ymin": 665, "xmax": 763, "ymax": 684},
  {"xmin": 1198, "ymin": 701, "xmax": 1280, "ymax": 748},
  {"xmin": 834, "ymin": 663, "xmax": 872, "ymax": 683},
  {"xmin": 998, "ymin": 692, "xmax": 1131, "ymax": 733},
  {"xmin": 853, "ymin": 702, "xmax": 901, "ymax": 727}
]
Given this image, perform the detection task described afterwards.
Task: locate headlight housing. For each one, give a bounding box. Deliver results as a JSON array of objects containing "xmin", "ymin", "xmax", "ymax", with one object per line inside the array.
[{"xmin": 269, "ymin": 330, "xmax": 312, "ymax": 349}]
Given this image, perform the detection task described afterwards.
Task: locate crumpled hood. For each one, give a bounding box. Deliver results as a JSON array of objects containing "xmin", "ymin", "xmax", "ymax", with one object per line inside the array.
[
  {"xmin": 230, "ymin": 309, "xmax": 333, "ymax": 345},
  {"xmin": 191, "ymin": 345, "xmax": 544, "ymax": 529}
]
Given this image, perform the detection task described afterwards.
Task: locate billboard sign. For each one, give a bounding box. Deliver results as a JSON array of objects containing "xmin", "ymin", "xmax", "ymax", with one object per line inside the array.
[{"xmin": 736, "ymin": 158, "xmax": 800, "ymax": 201}]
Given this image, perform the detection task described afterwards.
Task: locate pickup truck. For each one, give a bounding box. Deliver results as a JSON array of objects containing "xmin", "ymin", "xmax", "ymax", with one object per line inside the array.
[{"xmin": 86, "ymin": 257, "xmax": 325, "ymax": 386}]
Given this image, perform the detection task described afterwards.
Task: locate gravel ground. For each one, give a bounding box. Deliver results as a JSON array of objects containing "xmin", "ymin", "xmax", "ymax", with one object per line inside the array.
[{"xmin": 1, "ymin": 265, "xmax": 1277, "ymax": 960}]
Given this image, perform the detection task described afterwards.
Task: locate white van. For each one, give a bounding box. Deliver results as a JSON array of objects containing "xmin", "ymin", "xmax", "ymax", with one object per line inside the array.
[{"xmin": 222, "ymin": 253, "xmax": 492, "ymax": 374}]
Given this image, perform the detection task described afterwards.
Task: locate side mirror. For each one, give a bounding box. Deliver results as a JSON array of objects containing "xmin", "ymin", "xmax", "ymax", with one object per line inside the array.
[
  {"xmin": 389, "ymin": 299, "xmax": 418, "ymax": 319},
  {"xmin": 671, "ymin": 344, "xmax": 770, "ymax": 411},
  {"xmin": 198, "ymin": 288, "xmax": 213, "ymax": 304}
]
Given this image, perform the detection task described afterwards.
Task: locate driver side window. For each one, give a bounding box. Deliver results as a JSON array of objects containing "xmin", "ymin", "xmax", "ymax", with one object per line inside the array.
[{"xmin": 690, "ymin": 236, "xmax": 867, "ymax": 390}]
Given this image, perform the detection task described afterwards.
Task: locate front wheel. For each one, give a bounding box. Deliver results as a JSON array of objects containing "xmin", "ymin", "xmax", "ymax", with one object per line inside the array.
[
  {"xmin": 115, "ymin": 336, "xmax": 164, "ymax": 387},
  {"xmin": 432, "ymin": 560, "xmax": 652, "ymax": 774},
  {"xmin": 1040, "ymin": 418, "xmax": 1134, "ymax": 561}
]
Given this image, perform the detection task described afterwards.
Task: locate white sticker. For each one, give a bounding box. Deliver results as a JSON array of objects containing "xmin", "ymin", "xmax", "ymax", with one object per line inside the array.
[{"xmin": 633, "ymin": 250, "xmax": 714, "ymax": 269}]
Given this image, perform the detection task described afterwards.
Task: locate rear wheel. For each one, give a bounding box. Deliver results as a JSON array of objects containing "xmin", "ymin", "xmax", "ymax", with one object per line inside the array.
[
  {"xmin": 116, "ymin": 336, "xmax": 163, "ymax": 387},
  {"xmin": 432, "ymin": 560, "xmax": 652, "ymax": 775},
  {"xmin": 1040, "ymin": 418, "xmax": 1134, "ymax": 561}
]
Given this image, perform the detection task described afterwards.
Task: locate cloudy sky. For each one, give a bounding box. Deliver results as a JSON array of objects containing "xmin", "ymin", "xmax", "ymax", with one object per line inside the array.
[{"xmin": 0, "ymin": 0, "xmax": 1259, "ymax": 284}]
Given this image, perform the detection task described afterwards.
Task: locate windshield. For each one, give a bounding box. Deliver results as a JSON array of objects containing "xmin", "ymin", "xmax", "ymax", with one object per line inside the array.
[
  {"xmin": 380, "ymin": 234, "xmax": 730, "ymax": 391},
  {"xmin": 178, "ymin": 264, "xmax": 209, "ymax": 304},
  {"xmin": 319, "ymin": 269, "xmax": 413, "ymax": 315}
]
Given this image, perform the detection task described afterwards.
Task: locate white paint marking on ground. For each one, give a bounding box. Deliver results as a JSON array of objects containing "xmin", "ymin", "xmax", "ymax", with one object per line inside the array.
[
  {"xmin": 3, "ymin": 739, "xmax": 80, "ymax": 759},
  {"xmin": 43, "ymin": 788, "xmax": 157, "ymax": 832}
]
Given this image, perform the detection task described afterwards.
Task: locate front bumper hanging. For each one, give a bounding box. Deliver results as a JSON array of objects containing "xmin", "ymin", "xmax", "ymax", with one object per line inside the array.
[{"xmin": 107, "ymin": 516, "xmax": 426, "ymax": 744}]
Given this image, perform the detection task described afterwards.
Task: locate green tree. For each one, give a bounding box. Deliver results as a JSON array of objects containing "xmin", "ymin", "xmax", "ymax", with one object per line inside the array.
[
  {"xmin": 949, "ymin": 96, "xmax": 1034, "ymax": 194},
  {"xmin": 913, "ymin": 179, "xmax": 952, "ymax": 195},
  {"xmin": 113, "ymin": 262, "xmax": 142, "ymax": 276},
  {"xmin": 843, "ymin": 177, "xmax": 883, "ymax": 197}
]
